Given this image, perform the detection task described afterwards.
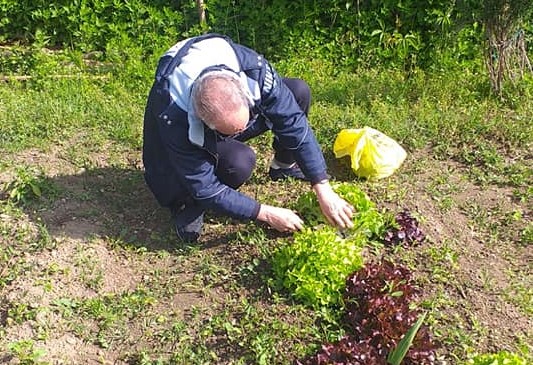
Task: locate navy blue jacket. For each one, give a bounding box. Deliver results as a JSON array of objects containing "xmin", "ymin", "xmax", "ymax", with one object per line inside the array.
[{"xmin": 142, "ymin": 34, "xmax": 328, "ymax": 221}]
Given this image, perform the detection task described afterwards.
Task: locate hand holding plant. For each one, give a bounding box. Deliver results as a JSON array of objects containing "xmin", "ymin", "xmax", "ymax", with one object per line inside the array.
[
  {"xmin": 312, "ymin": 181, "xmax": 355, "ymax": 229},
  {"xmin": 257, "ymin": 204, "xmax": 304, "ymax": 232},
  {"xmin": 295, "ymin": 182, "xmax": 386, "ymax": 238}
]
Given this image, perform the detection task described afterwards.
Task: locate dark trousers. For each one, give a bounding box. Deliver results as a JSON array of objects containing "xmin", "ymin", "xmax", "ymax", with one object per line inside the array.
[{"xmin": 216, "ymin": 77, "xmax": 311, "ymax": 189}]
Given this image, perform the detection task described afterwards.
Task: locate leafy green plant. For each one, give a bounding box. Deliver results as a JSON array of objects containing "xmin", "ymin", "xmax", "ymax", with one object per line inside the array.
[
  {"xmin": 294, "ymin": 182, "xmax": 386, "ymax": 238},
  {"xmin": 7, "ymin": 340, "xmax": 47, "ymax": 365},
  {"xmin": 273, "ymin": 183, "xmax": 390, "ymax": 308},
  {"xmin": 466, "ymin": 351, "xmax": 528, "ymax": 365},
  {"xmin": 271, "ymin": 226, "xmax": 364, "ymax": 308},
  {"xmin": 2, "ymin": 166, "xmax": 57, "ymax": 204}
]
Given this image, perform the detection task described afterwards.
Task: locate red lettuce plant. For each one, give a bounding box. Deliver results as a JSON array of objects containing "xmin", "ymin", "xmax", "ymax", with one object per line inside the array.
[
  {"xmin": 297, "ymin": 337, "xmax": 386, "ymax": 365},
  {"xmin": 298, "ymin": 261, "xmax": 437, "ymax": 365},
  {"xmin": 383, "ymin": 210, "xmax": 426, "ymax": 246},
  {"xmin": 344, "ymin": 261, "xmax": 436, "ymax": 364}
]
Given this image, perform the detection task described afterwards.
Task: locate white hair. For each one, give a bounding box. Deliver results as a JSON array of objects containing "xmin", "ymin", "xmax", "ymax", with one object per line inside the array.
[{"xmin": 191, "ymin": 70, "xmax": 250, "ymax": 129}]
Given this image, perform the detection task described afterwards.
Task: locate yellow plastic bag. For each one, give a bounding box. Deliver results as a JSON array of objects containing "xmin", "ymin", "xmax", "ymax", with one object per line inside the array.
[{"xmin": 333, "ymin": 126, "xmax": 407, "ymax": 179}]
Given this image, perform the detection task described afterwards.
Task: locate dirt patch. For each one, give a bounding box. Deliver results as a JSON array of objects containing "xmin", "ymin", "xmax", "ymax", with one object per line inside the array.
[
  {"xmin": 387, "ymin": 151, "xmax": 532, "ymax": 354},
  {"xmin": 5, "ymin": 237, "xmax": 141, "ymax": 304}
]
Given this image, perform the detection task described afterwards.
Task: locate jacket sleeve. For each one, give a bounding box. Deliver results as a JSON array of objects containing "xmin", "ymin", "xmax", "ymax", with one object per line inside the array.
[
  {"xmin": 260, "ymin": 62, "xmax": 329, "ymax": 184},
  {"xmin": 158, "ymin": 118, "xmax": 261, "ymax": 220}
]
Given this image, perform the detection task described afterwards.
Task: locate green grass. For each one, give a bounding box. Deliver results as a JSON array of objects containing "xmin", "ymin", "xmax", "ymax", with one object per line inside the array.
[{"xmin": 1, "ymin": 48, "xmax": 532, "ymax": 364}]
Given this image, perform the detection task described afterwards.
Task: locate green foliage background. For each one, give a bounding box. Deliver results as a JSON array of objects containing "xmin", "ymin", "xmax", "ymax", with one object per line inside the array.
[{"xmin": 1, "ymin": 0, "xmax": 531, "ymax": 69}]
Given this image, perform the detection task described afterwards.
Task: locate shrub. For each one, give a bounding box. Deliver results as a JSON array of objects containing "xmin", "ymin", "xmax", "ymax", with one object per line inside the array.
[{"xmin": 0, "ymin": 0, "xmax": 188, "ymax": 54}]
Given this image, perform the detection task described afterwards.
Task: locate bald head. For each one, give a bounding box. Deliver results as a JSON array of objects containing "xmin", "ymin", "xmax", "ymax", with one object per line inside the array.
[{"xmin": 191, "ymin": 72, "xmax": 250, "ymax": 135}]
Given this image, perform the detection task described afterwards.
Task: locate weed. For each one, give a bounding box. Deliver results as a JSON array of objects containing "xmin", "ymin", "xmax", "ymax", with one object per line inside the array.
[
  {"xmin": 6, "ymin": 302, "xmax": 39, "ymax": 325},
  {"xmin": 504, "ymin": 269, "xmax": 533, "ymax": 316},
  {"xmin": 74, "ymin": 243, "xmax": 105, "ymax": 291},
  {"xmin": 520, "ymin": 223, "xmax": 533, "ymax": 246},
  {"xmin": 2, "ymin": 166, "xmax": 57, "ymax": 205},
  {"xmin": 7, "ymin": 340, "xmax": 47, "ymax": 365},
  {"xmin": 425, "ymin": 171, "xmax": 462, "ymax": 212}
]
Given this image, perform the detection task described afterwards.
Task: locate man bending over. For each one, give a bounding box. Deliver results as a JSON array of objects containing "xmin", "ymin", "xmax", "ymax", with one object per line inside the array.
[{"xmin": 143, "ymin": 33, "xmax": 354, "ymax": 242}]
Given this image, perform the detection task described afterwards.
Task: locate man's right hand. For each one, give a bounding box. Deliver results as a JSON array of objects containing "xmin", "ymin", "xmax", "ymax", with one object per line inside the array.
[{"xmin": 257, "ymin": 204, "xmax": 304, "ymax": 232}]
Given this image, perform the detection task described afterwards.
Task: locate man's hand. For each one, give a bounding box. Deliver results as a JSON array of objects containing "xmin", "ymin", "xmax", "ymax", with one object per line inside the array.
[
  {"xmin": 257, "ymin": 204, "xmax": 304, "ymax": 232},
  {"xmin": 313, "ymin": 181, "xmax": 355, "ymax": 229}
]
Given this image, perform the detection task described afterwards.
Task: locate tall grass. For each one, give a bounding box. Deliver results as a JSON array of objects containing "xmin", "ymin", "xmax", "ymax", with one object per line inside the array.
[
  {"xmin": 2, "ymin": 50, "xmax": 531, "ymax": 159},
  {"xmin": 275, "ymin": 58, "xmax": 533, "ymax": 155}
]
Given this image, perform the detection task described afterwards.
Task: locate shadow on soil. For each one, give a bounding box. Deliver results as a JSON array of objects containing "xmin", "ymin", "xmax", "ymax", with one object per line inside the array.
[{"xmin": 22, "ymin": 167, "xmax": 235, "ymax": 251}]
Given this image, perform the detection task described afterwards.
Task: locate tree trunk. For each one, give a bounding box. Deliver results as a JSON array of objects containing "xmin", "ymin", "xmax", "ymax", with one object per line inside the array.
[
  {"xmin": 196, "ymin": 0, "xmax": 206, "ymax": 25},
  {"xmin": 481, "ymin": 1, "xmax": 533, "ymax": 95}
]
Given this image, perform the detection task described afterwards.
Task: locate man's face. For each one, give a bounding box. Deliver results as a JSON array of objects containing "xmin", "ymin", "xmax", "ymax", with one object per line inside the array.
[{"xmin": 211, "ymin": 104, "xmax": 249, "ymax": 136}]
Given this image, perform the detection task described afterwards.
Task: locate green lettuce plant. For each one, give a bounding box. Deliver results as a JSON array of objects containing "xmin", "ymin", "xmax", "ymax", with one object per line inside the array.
[
  {"xmin": 271, "ymin": 226, "xmax": 365, "ymax": 308},
  {"xmin": 294, "ymin": 182, "xmax": 387, "ymax": 239},
  {"xmin": 466, "ymin": 351, "xmax": 528, "ymax": 365},
  {"xmin": 273, "ymin": 183, "xmax": 386, "ymax": 308}
]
